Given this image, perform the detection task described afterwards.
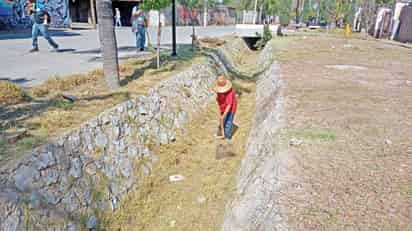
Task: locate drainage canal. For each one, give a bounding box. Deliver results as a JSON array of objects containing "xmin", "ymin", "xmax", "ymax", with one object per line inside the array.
[{"xmin": 242, "ymin": 37, "xmax": 261, "ymax": 50}]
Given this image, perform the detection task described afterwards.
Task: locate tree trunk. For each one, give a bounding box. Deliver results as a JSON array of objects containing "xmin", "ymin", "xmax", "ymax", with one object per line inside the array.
[
  {"xmin": 157, "ymin": 10, "xmax": 161, "ymax": 69},
  {"xmin": 203, "ymin": 0, "xmax": 208, "ymax": 27},
  {"xmin": 96, "ymin": 0, "xmax": 120, "ymax": 89},
  {"xmin": 192, "ymin": 20, "xmax": 195, "ymax": 50},
  {"xmin": 90, "ymin": 0, "xmax": 96, "ymax": 29},
  {"xmin": 146, "ymin": 29, "xmax": 153, "ymax": 52}
]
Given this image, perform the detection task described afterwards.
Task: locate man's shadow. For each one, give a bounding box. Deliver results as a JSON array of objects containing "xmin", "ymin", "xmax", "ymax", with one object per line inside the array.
[{"xmin": 215, "ymin": 124, "xmax": 239, "ymax": 160}]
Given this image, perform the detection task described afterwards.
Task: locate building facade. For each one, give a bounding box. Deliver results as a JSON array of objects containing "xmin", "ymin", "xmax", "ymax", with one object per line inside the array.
[{"xmin": 0, "ymin": 0, "xmax": 236, "ymax": 30}]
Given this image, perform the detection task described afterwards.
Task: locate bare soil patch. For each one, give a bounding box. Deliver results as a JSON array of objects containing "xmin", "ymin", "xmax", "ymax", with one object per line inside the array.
[{"xmin": 274, "ymin": 35, "xmax": 412, "ymax": 229}]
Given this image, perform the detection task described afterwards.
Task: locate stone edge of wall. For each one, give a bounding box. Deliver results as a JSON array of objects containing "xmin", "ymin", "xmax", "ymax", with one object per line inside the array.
[
  {"xmin": 0, "ymin": 61, "xmax": 218, "ymax": 230},
  {"xmin": 213, "ymin": 37, "xmax": 275, "ymax": 79},
  {"xmin": 221, "ymin": 41, "xmax": 288, "ymax": 231}
]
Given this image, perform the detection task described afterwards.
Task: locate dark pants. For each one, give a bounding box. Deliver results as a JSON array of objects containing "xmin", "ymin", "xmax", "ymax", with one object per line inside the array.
[
  {"xmin": 135, "ymin": 25, "xmax": 146, "ymax": 50},
  {"xmin": 32, "ymin": 23, "xmax": 58, "ymax": 49},
  {"xmin": 218, "ymin": 112, "xmax": 235, "ymax": 139}
]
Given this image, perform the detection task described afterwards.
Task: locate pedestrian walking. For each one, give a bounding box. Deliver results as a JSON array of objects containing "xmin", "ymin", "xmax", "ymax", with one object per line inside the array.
[
  {"xmin": 28, "ymin": 0, "xmax": 59, "ymax": 52},
  {"xmin": 115, "ymin": 8, "xmax": 122, "ymax": 27},
  {"xmin": 214, "ymin": 75, "xmax": 238, "ymax": 140},
  {"xmin": 131, "ymin": 0, "xmax": 147, "ymax": 52}
]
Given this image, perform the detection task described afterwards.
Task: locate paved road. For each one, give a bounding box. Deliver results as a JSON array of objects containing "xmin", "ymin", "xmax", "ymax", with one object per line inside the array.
[{"xmin": 0, "ymin": 26, "xmax": 236, "ymax": 87}]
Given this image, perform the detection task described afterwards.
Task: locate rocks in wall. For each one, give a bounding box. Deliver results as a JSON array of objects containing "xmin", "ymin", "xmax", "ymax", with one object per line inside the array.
[
  {"xmin": 257, "ymin": 40, "xmax": 275, "ymax": 72},
  {"xmin": 209, "ymin": 38, "xmax": 274, "ymax": 80},
  {"xmin": 221, "ymin": 43, "xmax": 287, "ymax": 231},
  {"xmin": 0, "ymin": 62, "xmax": 217, "ymax": 230}
]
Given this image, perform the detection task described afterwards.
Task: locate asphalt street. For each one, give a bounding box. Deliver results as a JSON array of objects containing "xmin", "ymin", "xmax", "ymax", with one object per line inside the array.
[{"xmin": 0, "ymin": 26, "xmax": 236, "ymax": 87}]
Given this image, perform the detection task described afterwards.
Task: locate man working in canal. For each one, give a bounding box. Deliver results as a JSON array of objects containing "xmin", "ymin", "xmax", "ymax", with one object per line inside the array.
[{"xmin": 214, "ymin": 75, "xmax": 238, "ymax": 140}]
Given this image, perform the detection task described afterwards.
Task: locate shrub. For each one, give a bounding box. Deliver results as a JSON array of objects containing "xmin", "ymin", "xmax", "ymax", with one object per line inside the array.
[{"xmin": 255, "ymin": 25, "xmax": 273, "ymax": 50}]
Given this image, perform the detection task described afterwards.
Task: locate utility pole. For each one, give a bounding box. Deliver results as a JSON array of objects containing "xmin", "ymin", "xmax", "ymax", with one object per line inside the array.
[
  {"xmin": 296, "ymin": 0, "xmax": 300, "ymax": 24},
  {"xmin": 172, "ymin": 0, "xmax": 177, "ymax": 56}
]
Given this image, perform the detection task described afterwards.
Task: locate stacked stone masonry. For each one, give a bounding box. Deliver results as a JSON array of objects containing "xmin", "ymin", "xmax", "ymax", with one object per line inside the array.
[
  {"xmin": 0, "ymin": 62, "xmax": 217, "ymax": 230},
  {"xmin": 221, "ymin": 42, "xmax": 287, "ymax": 230}
]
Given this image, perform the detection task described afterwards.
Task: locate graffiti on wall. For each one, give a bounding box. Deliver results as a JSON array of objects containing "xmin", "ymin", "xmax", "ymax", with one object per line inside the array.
[
  {"xmin": 0, "ymin": 0, "xmax": 30, "ymax": 28},
  {"xmin": 0, "ymin": 0, "xmax": 69, "ymax": 29},
  {"xmin": 46, "ymin": 0, "xmax": 70, "ymax": 27},
  {"xmin": 0, "ymin": 0, "xmax": 12, "ymax": 16}
]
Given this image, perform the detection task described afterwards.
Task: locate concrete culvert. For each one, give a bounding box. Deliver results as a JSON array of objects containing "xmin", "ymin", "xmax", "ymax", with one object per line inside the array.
[{"xmin": 242, "ymin": 37, "xmax": 262, "ymax": 50}]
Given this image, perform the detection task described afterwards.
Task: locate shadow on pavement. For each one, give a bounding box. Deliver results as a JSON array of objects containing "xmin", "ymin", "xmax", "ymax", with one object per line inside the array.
[
  {"xmin": 74, "ymin": 46, "xmax": 137, "ymax": 55},
  {"xmin": 56, "ymin": 48, "xmax": 77, "ymax": 53},
  {"xmin": 0, "ymin": 78, "xmax": 33, "ymax": 85},
  {"xmin": 0, "ymin": 30, "xmax": 81, "ymax": 40}
]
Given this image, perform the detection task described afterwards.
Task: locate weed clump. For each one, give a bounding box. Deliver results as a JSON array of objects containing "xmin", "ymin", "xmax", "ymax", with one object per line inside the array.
[
  {"xmin": 255, "ymin": 25, "xmax": 273, "ymax": 50},
  {"xmin": 0, "ymin": 81, "xmax": 28, "ymax": 105}
]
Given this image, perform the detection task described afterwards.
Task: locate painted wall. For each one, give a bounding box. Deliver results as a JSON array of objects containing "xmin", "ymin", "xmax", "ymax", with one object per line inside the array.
[{"xmin": 0, "ymin": 0, "xmax": 70, "ymax": 30}]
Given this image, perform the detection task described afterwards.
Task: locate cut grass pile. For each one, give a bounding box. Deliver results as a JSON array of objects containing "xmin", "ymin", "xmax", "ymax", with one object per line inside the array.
[
  {"xmin": 31, "ymin": 69, "xmax": 104, "ymax": 97},
  {"xmin": 102, "ymin": 79, "xmax": 256, "ymax": 230}
]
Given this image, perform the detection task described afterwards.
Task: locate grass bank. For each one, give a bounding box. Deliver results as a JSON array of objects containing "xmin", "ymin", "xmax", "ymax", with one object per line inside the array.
[{"xmin": 0, "ymin": 45, "xmax": 204, "ymax": 163}]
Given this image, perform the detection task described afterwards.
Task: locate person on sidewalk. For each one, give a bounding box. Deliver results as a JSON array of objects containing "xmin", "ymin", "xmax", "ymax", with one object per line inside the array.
[
  {"xmin": 214, "ymin": 75, "xmax": 238, "ymax": 140},
  {"xmin": 115, "ymin": 8, "xmax": 122, "ymax": 27},
  {"xmin": 131, "ymin": 0, "xmax": 147, "ymax": 52},
  {"xmin": 28, "ymin": 0, "xmax": 59, "ymax": 52}
]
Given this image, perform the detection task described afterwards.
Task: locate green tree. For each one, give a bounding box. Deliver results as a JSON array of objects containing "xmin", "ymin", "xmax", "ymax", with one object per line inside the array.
[
  {"xmin": 96, "ymin": 0, "xmax": 120, "ymax": 89},
  {"xmin": 262, "ymin": 0, "xmax": 292, "ymax": 24},
  {"xmin": 319, "ymin": 0, "xmax": 353, "ymax": 26},
  {"xmin": 141, "ymin": 0, "xmax": 170, "ymax": 68}
]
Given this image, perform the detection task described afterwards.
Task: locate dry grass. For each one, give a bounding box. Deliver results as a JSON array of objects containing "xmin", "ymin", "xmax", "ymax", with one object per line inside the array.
[
  {"xmin": 0, "ymin": 81, "xmax": 27, "ymax": 105},
  {"xmin": 273, "ymin": 34, "xmax": 412, "ymax": 230},
  {"xmin": 31, "ymin": 70, "xmax": 103, "ymax": 97},
  {"xmin": 0, "ymin": 47, "xmax": 204, "ymax": 163},
  {"xmin": 199, "ymin": 37, "xmax": 226, "ymax": 46},
  {"xmin": 102, "ymin": 80, "xmax": 256, "ymax": 231}
]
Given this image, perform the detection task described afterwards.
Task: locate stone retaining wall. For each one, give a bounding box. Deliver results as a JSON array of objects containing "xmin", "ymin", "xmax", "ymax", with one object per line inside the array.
[
  {"xmin": 212, "ymin": 38, "xmax": 275, "ymax": 79},
  {"xmin": 0, "ymin": 62, "xmax": 217, "ymax": 230},
  {"xmin": 221, "ymin": 45, "xmax": 287, "ymax": 230}
]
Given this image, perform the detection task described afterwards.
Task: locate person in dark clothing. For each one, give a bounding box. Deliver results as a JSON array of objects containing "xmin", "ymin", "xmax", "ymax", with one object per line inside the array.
[{"xmin": 28, "ymin": 0, "xmax": 59, "ymax": 52}]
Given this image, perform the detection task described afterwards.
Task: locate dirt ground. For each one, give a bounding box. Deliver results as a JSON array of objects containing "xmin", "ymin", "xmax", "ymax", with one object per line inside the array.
[
  {"xmin": 103, "ymin": 79, "xmax": 256, "ymax": 230},
  {"xmin": 274, "ymin": 35, "xmax": 412, "ymax": 230}
]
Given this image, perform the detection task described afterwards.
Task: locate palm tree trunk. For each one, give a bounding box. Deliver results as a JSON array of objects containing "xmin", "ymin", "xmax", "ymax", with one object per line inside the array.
[
  {"xmin": 96, "ymin": 0, "xmax": 120, "ymax": 89},
  {"xmin": 157, "ymin": 10, "xmax": 161, "ymax": 69}
]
